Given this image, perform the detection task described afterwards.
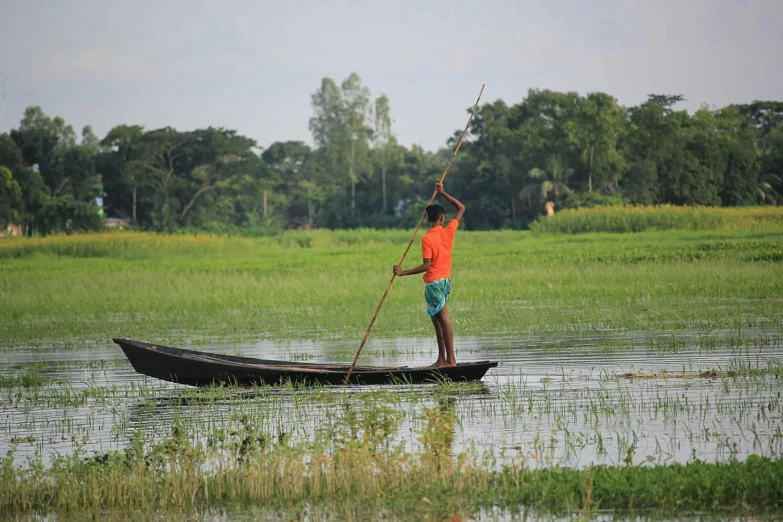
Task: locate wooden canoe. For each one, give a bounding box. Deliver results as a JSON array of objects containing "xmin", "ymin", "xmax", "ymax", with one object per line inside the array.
[{"xmin": 113, "ymin": 338, "xmax": 498, "ymax": 386}]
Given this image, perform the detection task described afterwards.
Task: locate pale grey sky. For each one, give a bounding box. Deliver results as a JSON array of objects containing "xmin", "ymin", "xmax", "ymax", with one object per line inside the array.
[{"xmin": 1, "ymin": 0, "xmax": 782, "ymax": 151}]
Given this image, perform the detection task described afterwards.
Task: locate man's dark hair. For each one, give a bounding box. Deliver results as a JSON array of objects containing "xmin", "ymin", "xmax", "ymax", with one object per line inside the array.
[{"xmin": 426, "ymin": 204, "xmax": 444, "ymax": 223}]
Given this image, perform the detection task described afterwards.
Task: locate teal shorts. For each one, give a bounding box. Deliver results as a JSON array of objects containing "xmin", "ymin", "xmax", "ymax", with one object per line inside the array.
[{"xmin": 424, "ymin": 278, "xmax": 451, "ymax": 317}]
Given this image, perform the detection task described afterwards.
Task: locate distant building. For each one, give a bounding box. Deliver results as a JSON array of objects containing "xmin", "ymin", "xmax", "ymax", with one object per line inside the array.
[
  {"xmin": 105, "ymin": 217, "xmax": 132, "ymax": 229},
  {"xmin": 1, "ymin": 224, "xmax": 23, "ymax": 237}
]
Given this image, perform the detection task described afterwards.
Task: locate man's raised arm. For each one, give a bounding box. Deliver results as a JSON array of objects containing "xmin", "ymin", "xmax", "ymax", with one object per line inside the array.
[{"xmin": 436, "ymin": 181, "xmax": 465, "ymax": 221}]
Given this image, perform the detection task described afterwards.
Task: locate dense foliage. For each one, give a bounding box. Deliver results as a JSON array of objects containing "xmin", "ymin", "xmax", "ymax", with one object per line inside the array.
[{"xmin": 1, "ymin": 75, "xmax": 781, "ymax": 235}]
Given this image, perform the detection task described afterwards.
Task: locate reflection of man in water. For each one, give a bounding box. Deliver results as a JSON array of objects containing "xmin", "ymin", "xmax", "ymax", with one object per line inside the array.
[
  {"xmin": 421, "ymin": 396, "xmax": 457, "ymax": 474},
  {"xmin": 439, "ymin": 396, "xmax": 456, "ymax": 469}
]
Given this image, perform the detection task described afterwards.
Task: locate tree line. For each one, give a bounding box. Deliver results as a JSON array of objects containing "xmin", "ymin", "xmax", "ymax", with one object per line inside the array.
[{"xmin": 1, "ymin": 73, "xmax": 781, "ymax": 235}]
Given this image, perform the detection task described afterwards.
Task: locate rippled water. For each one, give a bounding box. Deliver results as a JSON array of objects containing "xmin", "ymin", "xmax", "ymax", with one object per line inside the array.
[{"xmin": 2, "ymin": 329, "xmax": 782, "ymax": 470}]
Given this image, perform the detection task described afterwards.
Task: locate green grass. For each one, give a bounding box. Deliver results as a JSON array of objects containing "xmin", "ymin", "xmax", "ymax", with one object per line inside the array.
[
  {"xmin": 0, "ymin": 369, "xmax": 47, "ymax": 389},
  {"xmin": 1, "ymin": 228, "xmax": 782, "ymax": 346},
  {"xmin": 530, "ymin": 205, "xmax": 783, "ymax": 235},
  {"xmin": 2, "ymin": 407, "xmax": 781, "ymax": 519}
]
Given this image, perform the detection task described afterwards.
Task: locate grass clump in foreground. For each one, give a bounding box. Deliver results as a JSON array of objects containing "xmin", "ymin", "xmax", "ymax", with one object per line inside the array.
[
  {"xmin": 0, "ymin": 369, "xmax": 48, "ymax": 389},
  {"xmin": 530, "ymin": 205, "xmax": 783, "ymax": 235},
  {"xmin": 1, "ymin": 406, "xmax": 782, "ymax": 520}
]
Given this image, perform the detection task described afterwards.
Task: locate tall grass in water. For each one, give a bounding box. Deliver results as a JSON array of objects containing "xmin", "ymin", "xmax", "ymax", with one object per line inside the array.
[
  {"xmin": 530, "ymin": 205, "xmax": 783, "ymax": 235},
  {"xmin": 1, "ymin": 411, "xmax": 781, "ymax": 519},
  {"xmin": 0, "ymin": 370, "xmax": 47, "ymax": 388}
]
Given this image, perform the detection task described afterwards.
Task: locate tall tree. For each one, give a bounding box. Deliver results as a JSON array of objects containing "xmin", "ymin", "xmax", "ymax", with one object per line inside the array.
[
  {"xmin": 262, "ymin": 140, "xmax": 323, "ymax": 226},
  {"xmin": 309, "ymin": 77, "xmax": 346, "ymax": 177},
  {"xmin": 467, "ymin": 100, "xmax": 516, "ymax": 226},
  {"xmin": 309, "ymin": 73, "xmax": 372, "ymax": 221},
  {"xmin": 714, "ymin": 106, "xmax": 760, "ymax": 206},
  {"xmin": 0, "ymin": 166, "xmax": 23, "ymax": 229},
  {"xmin": 101, "ymin": 125, "xmax": 146, "ymax": 223},
  {"xmin": 567, "ymin": 93, "xmax": 625, "ymax": 192},
  {"xmin": 10, "ymin": 106, "xmax": 77, "ymax": 194},
  {"xmin": 138, "ymin": 127, "xmax": 187, "ymax": 231},
  {"xmin": 735, "ymin": 101, "xmax": 783, "ymax": 204},
  {"xmin": 59, "ymin": 145, "xmax": 97, "ymax": 201},
  {"xmin": 451, "ymin": 90, "xmax": 582, "ymax": 226},
  {"xmin": 0, "ymin": 133, "xmax": 47, "ymax": 232},
  {"xmin": 647, "ymin": 94, "xmax": 685, "ymax": 109},
  {"xmin": 524, "ymin": 154, "xmax": 574, "ymax": 206},
  {"xmin": 373, "ymin": 94, "xmax": 396, "ymax": 213},
  {"xmin": 81, "ymin": 125, "xmax": 101, "ymax": 152},
  {"xmin": 340, "ymin": 73, "xmax": 372, "ymax": 217},
  {"xmin": 621, "ymin": 96, "xmax": 684, "ymax": 204},
  {"xmin": 176, "ymin": 128, "xmax": 257, "ymax": 224},
  {"xmin": 757, "ymin": 128, "xmax": 783, "ymax": 203}
]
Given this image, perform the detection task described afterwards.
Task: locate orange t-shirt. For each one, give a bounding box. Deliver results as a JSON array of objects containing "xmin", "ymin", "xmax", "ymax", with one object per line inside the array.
[{"xmin": 421, "ymin": 219, "xmax": 459, "ymax": 283}]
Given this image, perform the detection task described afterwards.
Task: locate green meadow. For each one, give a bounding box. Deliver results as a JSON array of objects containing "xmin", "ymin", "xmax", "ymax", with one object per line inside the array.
[{"xmin": 1, "ymin": 226, "xmax": 782, "ymax": 347}]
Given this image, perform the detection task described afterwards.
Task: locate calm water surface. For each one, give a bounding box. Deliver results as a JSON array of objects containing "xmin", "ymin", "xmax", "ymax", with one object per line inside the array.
[{"xmin": 2, "ymin": 330, "xmax": 782, "ymax": 470}]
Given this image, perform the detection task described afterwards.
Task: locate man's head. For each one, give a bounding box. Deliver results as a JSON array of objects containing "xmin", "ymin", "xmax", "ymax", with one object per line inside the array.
[{"xmin": 426, "ymin": 204, "xmax": 445, "ymax": 225}]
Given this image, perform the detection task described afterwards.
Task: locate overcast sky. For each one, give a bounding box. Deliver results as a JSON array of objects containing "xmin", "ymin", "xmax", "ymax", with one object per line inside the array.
[{"xmin": 1, "ymin": 0, "xmax": 782, "ymax": 151}]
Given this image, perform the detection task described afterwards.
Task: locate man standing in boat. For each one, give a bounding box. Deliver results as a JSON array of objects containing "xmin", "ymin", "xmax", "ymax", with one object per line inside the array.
[{"xmin": 393, "ymin": 181, "xmax": 465, "ymax": 367}]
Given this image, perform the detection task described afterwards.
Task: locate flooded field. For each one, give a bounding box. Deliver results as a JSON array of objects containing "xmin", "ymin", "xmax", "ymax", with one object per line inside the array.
[
  {"xmin": 4, "ymin": 329, "xmax": 782, "ymax": 472},
  {"xmin": 3, "ymin": 229, "xmax": 782, "ymax": 518}
]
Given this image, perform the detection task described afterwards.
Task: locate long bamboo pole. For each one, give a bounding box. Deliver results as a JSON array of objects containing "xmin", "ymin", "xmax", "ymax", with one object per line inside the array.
[{"xmin": 345, "ymin": 84, "xmax": 485, "ymax": 382}]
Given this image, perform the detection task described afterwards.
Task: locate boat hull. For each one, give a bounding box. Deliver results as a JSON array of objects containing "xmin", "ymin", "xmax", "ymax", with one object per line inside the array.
[{"xmin": 113, "ymin": 338, "xmax": 498, "ymax": 386}]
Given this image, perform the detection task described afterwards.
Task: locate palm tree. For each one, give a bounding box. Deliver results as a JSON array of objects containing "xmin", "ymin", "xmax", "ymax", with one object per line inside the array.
[
  {"xmin": 520, "ymin": 154, "xmax": 574, "ymax": 207},
  {"xmin": 758, "ymin": 172, "xmax": 781, "ymax": 204}
]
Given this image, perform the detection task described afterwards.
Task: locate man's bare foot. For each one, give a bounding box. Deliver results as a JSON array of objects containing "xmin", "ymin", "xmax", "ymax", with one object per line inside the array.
[{"xmin": 428, "ymin": 360, "xmax": 457, "ymax": 368}]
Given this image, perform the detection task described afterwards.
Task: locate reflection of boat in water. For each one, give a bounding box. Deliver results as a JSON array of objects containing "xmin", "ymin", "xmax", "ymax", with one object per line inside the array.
[{"xmin": 114, "ymin": 338, "xmax": 498, "ymax": 387}]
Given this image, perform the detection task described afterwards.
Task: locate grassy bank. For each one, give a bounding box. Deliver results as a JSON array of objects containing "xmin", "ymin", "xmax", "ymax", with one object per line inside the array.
[
  {"xmin": 2, "ymin": 410, "xmax": 781, "ymax": 520},
  {"xmin": 530, "ymin": 205, "xmax": 783, "ymax": 235},
  {"xmin": 1, "ymin": 228, "xmax": 782, "ymax": 346}
]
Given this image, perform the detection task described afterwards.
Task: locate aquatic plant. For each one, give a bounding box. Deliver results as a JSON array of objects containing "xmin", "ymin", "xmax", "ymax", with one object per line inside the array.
[{"xmin": 1, "ymin": 420, "xmax": 781, "ymax": 519}]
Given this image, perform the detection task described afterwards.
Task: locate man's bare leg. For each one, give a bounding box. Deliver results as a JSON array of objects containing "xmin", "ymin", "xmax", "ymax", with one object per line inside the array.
[
  {"xmin": 435, "ymin": 306, "xmax": 457, "ymax": 366},
  {"xmin": 431, "ymin": 316, "xmax": 447, "ymax": 367}
]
